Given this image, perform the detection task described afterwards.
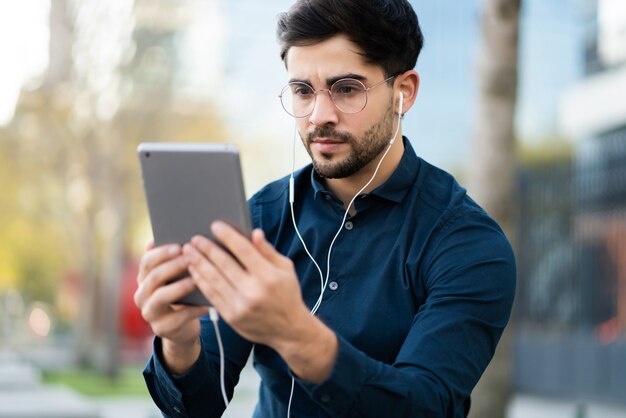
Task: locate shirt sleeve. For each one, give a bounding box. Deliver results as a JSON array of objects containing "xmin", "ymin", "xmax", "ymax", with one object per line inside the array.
[
  {"xmin": 143, "ymin": 315, "xmax": 254, "ymax": 418},
  {"xmin": 296, "ymin": 208, "xmax": 516, "ymax": 418}
]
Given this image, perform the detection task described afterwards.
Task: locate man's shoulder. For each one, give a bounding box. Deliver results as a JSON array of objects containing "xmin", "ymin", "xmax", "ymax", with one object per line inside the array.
[
  {"xmin": 249, "ymin": 175, "xmax": 290, "ymax": 206},
  {"xmin": 415, "ymin": 157, "xmax": 475, "ymax": 214},
  {"xmin": 411, "ymin": 157, "xmax": 509, "ymax": 248},
  {"xmin": 415, "ymin": 159, "xmax": 514, "ymax": 272},
  {"xmin": 247, "ymin": 166, "xmax": 313, "ymax": 233},
  {"xmin": 248, "ymin": 165, "xmax": 313, "ymax": 206}
]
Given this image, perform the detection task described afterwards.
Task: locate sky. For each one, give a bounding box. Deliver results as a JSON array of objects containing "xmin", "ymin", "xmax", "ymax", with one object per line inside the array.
[
  {"xmin": 414, "ymin": 0, "xmax": 583, "ymax": 160},
  {"xmin": 216, "ymin": 0, "xmax": 586, "ymax": 171},
  {"xmin": 0, "ymin": 0, "xmax": 586, "ymax": 172},
  {"xmin": 0, "ymin": 0, "xmax": 49, "ymax": 125}
]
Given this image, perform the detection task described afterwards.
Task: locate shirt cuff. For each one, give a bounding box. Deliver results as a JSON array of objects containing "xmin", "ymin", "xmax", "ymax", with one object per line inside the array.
[
  {"xmin": 160, "ymin": 336, "xmax": 213, "ymax": 395},
  {"xmin": 143, "ymin": 336, "xmax": 213, "ymax": 416},
  {"xmin": 295, "ymin": 333, "xmax": 375, "ymax": 415}
]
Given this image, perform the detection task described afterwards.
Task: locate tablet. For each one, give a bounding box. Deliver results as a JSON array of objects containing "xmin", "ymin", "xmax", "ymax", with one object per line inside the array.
[{"xmin": 138, "ymin": 142, "xmax": 252, "ymax": 306}]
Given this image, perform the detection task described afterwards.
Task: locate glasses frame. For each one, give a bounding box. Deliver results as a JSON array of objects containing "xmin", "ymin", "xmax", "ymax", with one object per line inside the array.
[{"xmin": 278, "ymin": 75, "xmax": 396, "ymax": 118}]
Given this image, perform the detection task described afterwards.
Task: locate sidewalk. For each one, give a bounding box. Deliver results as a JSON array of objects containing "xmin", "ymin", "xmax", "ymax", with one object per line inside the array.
[
  {"xmin": 0, "ymin": 349, "xmax": 99, "ymax": 418},
  {"xmin": 0, "ymin": 349, "xmax": 260, "ymax": 418},
  {"xmin": 508, "ymin": 395, "xmax": 626, "ymax": 418}
]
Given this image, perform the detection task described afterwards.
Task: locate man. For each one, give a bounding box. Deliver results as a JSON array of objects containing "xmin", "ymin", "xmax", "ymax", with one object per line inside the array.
[{"xmin": 134, "ymin": 1, "xmax": 516, "ymax": 417}]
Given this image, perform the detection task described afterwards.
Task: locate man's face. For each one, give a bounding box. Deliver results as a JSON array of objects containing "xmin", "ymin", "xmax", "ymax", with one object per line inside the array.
[{"xmin": 285, "ymin": 35, "xmax": 395, "ymax": 179}]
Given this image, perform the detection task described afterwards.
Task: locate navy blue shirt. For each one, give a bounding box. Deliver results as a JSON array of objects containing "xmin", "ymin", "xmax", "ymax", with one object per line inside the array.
[{"xmin": 143, "ymin": 138, "xmax": 516, "ymax": 418}]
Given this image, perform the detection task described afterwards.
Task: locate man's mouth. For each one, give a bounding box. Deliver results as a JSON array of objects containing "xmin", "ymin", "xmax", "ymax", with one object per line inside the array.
[
  {"xmin": 310, "ymin": 138, "xmax": 346, "ymax": 153},
  {"xmin": 312, "ymin": 138, "xmax": 344, "ymax": 144}
]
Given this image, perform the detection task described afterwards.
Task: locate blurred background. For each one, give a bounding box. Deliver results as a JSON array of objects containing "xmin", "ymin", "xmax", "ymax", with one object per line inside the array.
[{"xmin": 0, "ymin": 0, "xmax": 624, "ymax": 417}]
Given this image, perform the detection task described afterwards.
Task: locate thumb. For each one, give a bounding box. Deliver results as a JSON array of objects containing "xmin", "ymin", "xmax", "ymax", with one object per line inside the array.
[{"xmin": 252, "ymin": 229, "xmax": 284, "ymax": 264}]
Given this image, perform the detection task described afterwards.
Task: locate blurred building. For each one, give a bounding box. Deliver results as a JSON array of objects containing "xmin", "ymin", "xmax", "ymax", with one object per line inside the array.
[{"xmin": 511, "ymin": 0, "xmax": 626, "ymax": 417}]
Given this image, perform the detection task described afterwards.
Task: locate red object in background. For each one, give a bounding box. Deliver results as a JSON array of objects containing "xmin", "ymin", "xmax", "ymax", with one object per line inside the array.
[
  {"xmin": 595, "ymin": 317, "xmax": 619, "ymax": 345},
  {"xmin": 119, "ymin": 259, "xmax": 152, "ymax": 339}
]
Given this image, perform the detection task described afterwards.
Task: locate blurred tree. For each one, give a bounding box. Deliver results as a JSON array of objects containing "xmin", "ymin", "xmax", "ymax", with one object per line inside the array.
[
  {"xmin": 467, "ymin": 0, "xmax": 521, "ymax": 417},
  {"xmin": 0, "ymin": 126, "xmax": 67, "ymax": 304},
  {"xmin": 1, "ymin": 0, "xmax": 226, "ymax": 377}
]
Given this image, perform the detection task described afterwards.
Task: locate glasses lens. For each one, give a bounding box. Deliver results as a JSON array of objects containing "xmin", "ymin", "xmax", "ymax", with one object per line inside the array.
[
  {"xmin": 330, "ymin": 79, "xmax": 367, "ymax": 114},
  {"xmin": 280, "ymin": 82, "xmax": 314, "ymax": 118}
]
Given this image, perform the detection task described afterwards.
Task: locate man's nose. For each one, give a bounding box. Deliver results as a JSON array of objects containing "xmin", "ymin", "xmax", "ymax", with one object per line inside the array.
[{"xmin": 308, "ymin": 91, "xmax": 339, "ymax": 126}]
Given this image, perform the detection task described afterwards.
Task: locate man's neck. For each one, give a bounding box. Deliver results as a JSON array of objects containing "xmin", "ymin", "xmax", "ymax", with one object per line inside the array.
[{"xmin": 324, "ymin": 137, "xmax": 405, "ymax": 213}]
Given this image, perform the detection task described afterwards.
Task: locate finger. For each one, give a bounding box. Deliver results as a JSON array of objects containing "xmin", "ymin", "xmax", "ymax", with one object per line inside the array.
[
  {"xmin": 251, "ymin": 228, "xmax": 292, "ymax": 268},
  {"xmin": 135, "ymin": 256, "xmax": 189, "ymax": 308},
  {"xmin": 149, "ymin": 304, "xmax": 207, "ymax": 339},
  {"xmin": 146, "ymin": 240, "xmax": 155, "ymax": 251},
  {"xmin": 188, "ymin": 264, "xmax": 231, "ymax": 312},
  {"xmin": 189, "ymin": 236, "xmax": 248, "ymax": 286},
  {"xmin": 141, "ymin": 277, "xmax": 197, "ymax": 320},
  {"xmin": 210, "ymin": 222, "xmax": 266, "ymax": 272},
  {"xmin": 184, "ymin": 243, "xmax": 240, "ymax": 300},
  {"xmin": 138, "ymin": 244, "xmax": 182, "ymax": 285}
]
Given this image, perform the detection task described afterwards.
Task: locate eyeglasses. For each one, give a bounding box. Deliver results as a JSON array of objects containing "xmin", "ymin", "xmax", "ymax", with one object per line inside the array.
[{"xmin": 278, "ymin": 75, "xmax": 395, "ymax": 118}]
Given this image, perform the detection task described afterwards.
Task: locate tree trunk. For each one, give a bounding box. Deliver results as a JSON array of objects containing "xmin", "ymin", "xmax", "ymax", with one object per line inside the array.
[{"xmin": 468, "ymin": 0, "xmax": 521, "ymax": 417}]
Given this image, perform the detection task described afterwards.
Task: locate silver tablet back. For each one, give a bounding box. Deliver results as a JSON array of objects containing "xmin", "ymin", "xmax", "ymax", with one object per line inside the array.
[{"xmin": 138, "ymin": 142, "xmax": 251, "ymax": 305}]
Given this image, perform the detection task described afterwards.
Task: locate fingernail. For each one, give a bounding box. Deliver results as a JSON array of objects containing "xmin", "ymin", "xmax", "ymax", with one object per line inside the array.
[
  {"xmin": 184, "ymin": 250, "xmax": 194, "ymax": 263},
  {"xmin": 212, "ymin": 221, "xmax": 226, "ymax": 234},
  {"xmin": 169, "ymin": 244, "xmax": 180, "ymax": 255}
]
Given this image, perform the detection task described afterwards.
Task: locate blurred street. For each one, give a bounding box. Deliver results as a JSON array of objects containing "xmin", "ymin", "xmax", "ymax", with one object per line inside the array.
[
  {"xmin": 1, "ymin": 0, "xmax": 626, "ymax": 417},
  {"xmin": 0, "ymin": 347, "xmax": 260, "ymax": 418}
]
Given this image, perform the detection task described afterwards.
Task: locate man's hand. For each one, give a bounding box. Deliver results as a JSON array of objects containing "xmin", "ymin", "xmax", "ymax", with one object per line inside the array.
[
  {"xmin": 134, "ymin": 242, "xmax": 208, "ymax": 375},
  {"xmin": 183, "ymin": 222, "xmax": 338, "ymax": 383}
]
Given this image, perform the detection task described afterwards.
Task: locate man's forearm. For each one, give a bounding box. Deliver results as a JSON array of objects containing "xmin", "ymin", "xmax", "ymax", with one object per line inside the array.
[
  {"xmin": 162, "ymin": 338, "xmax": 202, "ymax": 376},
  {"xmin": 272, "ymin": 313, "xmax": 338, "ymax": 384}
]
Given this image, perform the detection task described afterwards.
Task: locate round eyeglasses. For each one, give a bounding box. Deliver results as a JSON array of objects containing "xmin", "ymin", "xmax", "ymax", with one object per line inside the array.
[{"xmin": 278, "ymin": 75, "xmax": 396, "ymax": 118}]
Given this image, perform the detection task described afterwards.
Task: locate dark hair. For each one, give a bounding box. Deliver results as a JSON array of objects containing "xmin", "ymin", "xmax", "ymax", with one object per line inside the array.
[{"xmin": 276, "ymin": 0, "xmax": 424, "ymax": 77}]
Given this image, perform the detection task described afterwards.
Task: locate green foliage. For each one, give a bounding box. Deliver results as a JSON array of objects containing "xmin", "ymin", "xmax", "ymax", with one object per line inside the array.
[
  {"xmin": 517, "ymin": 138, "xmax": 573, "ymax": 167},
  {"xmin": 0, "ymin": 129, "xmax": 68, "ymax": 303},
  {"xmin": 42, "ymin": 366, "xmax": 150, "ymax": 397},
  {"xmin": 0, "ymin": 2, "xmax": 230, "ymax": 376}
]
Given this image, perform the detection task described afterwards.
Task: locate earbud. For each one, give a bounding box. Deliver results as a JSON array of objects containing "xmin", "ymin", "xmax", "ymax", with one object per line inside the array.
[{"xmin": 390, "ymin": 94, "xmax": 404, "ymax": 145}]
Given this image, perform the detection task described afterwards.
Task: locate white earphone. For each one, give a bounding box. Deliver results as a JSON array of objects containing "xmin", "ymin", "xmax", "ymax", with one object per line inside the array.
[
  {"xmin": 284, "ymin": 89, "xmax": 405, "ymax": 417},
  {"xmin": 390, "ymin": 94, "xmax": 404, "ymax": 145}
]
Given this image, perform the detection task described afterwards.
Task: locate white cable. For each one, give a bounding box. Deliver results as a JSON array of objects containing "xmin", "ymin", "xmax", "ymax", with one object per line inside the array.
[
  {"xmin": 290, "ymin": 200, "xmax": 325, "ymax": 298},
  {"xmin": 209, "ymin": 307, "xmax": 232, "ymax": 418},
  {"xmin": 286, "ymin": 106, "xmax": 403, "ymax": 416},
  {"xmin": 290, "ymin": 125, "xmax": 326, "ymax": 309},
  {"xmin": 287, "ymin": 377, "xmax": 296, "ymax": 418},
  {"xmin": 311, "ymin": 118, "xmax": 399, "ymax": 314},
  {"xmin": 308, "ymin": 109, "xmax": 402, "ymax": 314}
]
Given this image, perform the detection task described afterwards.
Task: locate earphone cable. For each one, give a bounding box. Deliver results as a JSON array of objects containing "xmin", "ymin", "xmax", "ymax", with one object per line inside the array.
[
  {"xmin": 209, "ymin": 307, "xmax": 233, "ymax": 418},
  {"xmin": 286, "ymin": 106, "xmax": 403, "ymax": 416}
]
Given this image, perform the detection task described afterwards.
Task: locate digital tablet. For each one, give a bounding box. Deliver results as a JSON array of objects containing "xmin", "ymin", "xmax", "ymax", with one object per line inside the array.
[{"xmin": 138, "ymin": 142, "xmax": 252, "ymax": 306}]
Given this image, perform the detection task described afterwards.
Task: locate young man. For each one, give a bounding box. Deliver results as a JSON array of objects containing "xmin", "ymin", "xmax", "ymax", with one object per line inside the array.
[{"xmin": 135, "ymin": 1, "xmax": 516, "ymax": 417}]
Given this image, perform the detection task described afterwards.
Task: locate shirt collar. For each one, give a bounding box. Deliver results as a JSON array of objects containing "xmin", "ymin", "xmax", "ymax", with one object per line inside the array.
[{"xmin": 310, "ymin": 136, "xmax": 420, "ymax": 203}]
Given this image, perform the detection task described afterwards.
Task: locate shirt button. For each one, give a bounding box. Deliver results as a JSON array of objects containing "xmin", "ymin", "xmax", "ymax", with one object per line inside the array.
[
  {"xmin": 329, "ymin": 281, "xmax": 339, "ymax": 291},
  {"xmin": 344, "ymin": 221, "xmax": 353, "ymax": 230},
  {"xmin": 320, "ymin": 394, "xmax": 331, "ymax": 403}
]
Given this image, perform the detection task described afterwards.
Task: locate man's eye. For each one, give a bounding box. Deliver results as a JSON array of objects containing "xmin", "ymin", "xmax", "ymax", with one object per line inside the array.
[
  {"xmin": 292, "ymin": 85, "xmax": 313, "ymax": 96},
  {"xmin": 333, "ymin": 82, "xmax": 362, "ymax": 95}
]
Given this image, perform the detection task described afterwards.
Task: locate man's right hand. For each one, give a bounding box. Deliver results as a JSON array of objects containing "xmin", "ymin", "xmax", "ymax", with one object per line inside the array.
[{"xmin": 134, "ymin": 242, "xmax": 208, "ymax": 375}]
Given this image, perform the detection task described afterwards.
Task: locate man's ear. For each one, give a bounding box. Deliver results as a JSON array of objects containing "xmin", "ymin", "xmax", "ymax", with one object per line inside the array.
[{"xmin": 395, "ymin": 70, "xmax": 419, "ymax": 116}]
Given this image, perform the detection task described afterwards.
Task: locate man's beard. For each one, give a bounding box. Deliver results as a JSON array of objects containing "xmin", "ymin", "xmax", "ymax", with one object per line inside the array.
[{"xmin": 303, "ymin": 107, "xmax": 395, "ymax": 179}]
